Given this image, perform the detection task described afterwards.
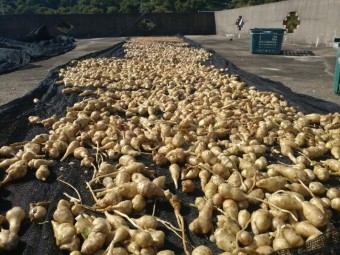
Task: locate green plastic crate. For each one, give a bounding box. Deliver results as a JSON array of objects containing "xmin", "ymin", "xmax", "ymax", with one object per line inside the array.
[
  {"xmin": 334, "ymin": 38, "xmax": 340, "ymax": 95},
  {"xmin": 249, "ymin": 28, "xmax": 286, "ymax": 55}
]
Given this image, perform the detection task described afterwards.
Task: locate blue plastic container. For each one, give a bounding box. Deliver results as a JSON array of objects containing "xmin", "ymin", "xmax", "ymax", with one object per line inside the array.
[{"xmin": 249, "ymin": 28, "xmax": 286, "ymax": 55}]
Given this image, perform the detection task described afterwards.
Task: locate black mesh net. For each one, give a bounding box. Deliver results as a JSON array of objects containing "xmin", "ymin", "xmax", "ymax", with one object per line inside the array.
[{"xmin": 0, "ymin": 37, "xmax": 339, "ymax": 255}]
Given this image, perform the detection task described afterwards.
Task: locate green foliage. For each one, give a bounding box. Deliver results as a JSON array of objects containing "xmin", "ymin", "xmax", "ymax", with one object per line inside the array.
[
  {"xmin": 139, "ymin": 18, "xmax": 156, "ymax": 31},
  {"xmin": 0, "ymin": 0, "xmax": 286, "ymax": 14}
]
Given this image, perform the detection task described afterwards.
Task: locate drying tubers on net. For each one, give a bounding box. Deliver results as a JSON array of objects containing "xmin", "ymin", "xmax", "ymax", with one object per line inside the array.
[
  {"xmin": 29, "ymin": 202, "xmax": 49, "ymax": 223},
  {"xmin": 0, "ymin": 207, "xmax": 25, "ymax": 251},
  {"xmin": 1, "ymin": 39, "xmax": 340, "ymax": 254}
]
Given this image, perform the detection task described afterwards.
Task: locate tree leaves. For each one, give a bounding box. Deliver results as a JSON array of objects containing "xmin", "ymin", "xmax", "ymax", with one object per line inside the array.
[{"xmin": 2, "ymin": 0, "xmax": 285, "ymax": 14}]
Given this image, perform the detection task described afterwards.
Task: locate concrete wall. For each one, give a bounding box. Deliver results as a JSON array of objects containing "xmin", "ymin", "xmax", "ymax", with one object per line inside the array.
[
  {"xmin": 215, "ymin": 0, "xmax": 339, "ymax": 46},
  {"xmin": 0, "ymin": 12, "xmax": 215, "ymax": 39}
]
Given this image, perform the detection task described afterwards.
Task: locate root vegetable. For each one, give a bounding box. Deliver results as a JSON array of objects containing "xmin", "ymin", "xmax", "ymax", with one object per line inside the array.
[
  {"xmin": 181, "ymin": 179, "xmax": 195, "ymax": 193},
  {"xmin": 24, "ymin": 142, "xmax": 41, "ymax": 154},
  {"xmin": 28, "ymin": 159, "xmax": 53, "ymax": 169},
  {"xmin": 247, "ymin": 189, "xmax": 265, "ymax": 205},
  {"xmin": 125, "ymin": 241, "xmax": 141, "ymax": 254},
  {"xmin": 53, "ymin": 199, "xmax": 74, "ymax": 224},
  {"xmin": 256, "ymin": 246, "xmax": 274, "ymax": 255},
  {"xmin": 238, "ymin": 209, "xmax": 251, "ymax": 229},
  {"xmin": 299, "ymin": 200, "xmax": 328, "ymax": 227},
  {"xmin": 111, "ymin": 226, "xmax": 130, "ymax": 246},
  {"xmin": 212, "ymin": 163, "xmax": 230, "ymax": 179},
  {"xmin": 238, "ymin": 159, "xmax": 259, "ymax": 179},
  {"xmin": 107, "ymin": 247, "xmax": 129, "ymax": 255},
  {"xmin": 115, "ymin": 172, "xmax": 131, "ymax": 186},
  {"xmin": 81, "ymin": 217, "xmax": 111, "ymax": 254},
  {"xmin": 268, "ymin": 164, "xmax": 310, "ymax": 183},
  {"xmin": 81, "ymin": 156, "xmax": 94, "ymax": 168},
  {"xmin": 98, "ymin": 162, "xmax": 117, "ymax": 176},
  {"xmin": 0, "ymin": 160, "xmax": 28, "ymax": 185},
  {"xmin": 106, "ymin": 200, "xmax": 133, "ymax": 214},
  {"xmin": 149, "ymin": 229, "xmax": 165, "ymax": 249},
  {"xmin": 251, "ymin": 209, "xmax": 271, "ymax": 235},
  {"xmin": 223, "ymin": 199, "xmax": 239, "ymax": 220},
  {"xmin": 0, "ymin": 230, "xmax": 19, "ymax": 251},
  {"xmin": 35, "ymin": 165, "xmax": 50, "ymax": 181},
  {"xmin": 165, "ymin": 148, "xmax": 187, "ymax": 164},
  {"xmin": 29, "ymin": 202, "xmax": 49, "ymax": 223},
  {"xmin": 5, "ymin": 39, "xmax": 340, "ymax": 255},
  {"xmin": 133, "ymin": 215, "xmax": 158, "ymax": 230},
  {"xmin": 293, "ymin": 221, "xmax": 322, "ymax": 239},
  {"xmin": 116, "ymin": 182, "xmax": 137, "ymax": 199},
  {"xmin": 237, "ymin": 199, "xmax": 249, "ymax": 210},
  {"xmin": 169, "ymin": 164, "xmax": 180, "ymax": 189},
  {"xmin": 0, "ymin": 157, "xmax": 19, "ymax": 169},
  {"xmin": 313, "ymin": 165, "xmax": 329, "ymax": 181},
  {"xmin": 74, "ymin": 214, "xmax": 92, "ymax": 237},
  {"xmin": 189, "ymin": 199, "xmax": 213, "ymax": 234},
  {"xmin": 321, "ymin": 159, "xmax": 340, "ymax": 172},
  {"xmin": 331, "ymin": 198, "xmax": 340, "ymax": 211},
  {"xmin": 267, "ymin": 192, "xmax": 302, "ymax": 210},
  {"xmin": 132, "ymin": 194, "xmax": 146, "ymax": 211},
  {"xmin": 327, "ymin": 188, "xmax": 340, "ymax": 199},
  {"xmin": 52, "ymin": 221, "xmax": 80, "ymax": 252},
  {"xmin": 119, "ymin": 155, "xmax": 136, "ymax": 166},
  {"xmin": 237, "ymin": 230, "xmax": 253, "ymax": 246},
  {"xmin": 212, "ymin": 193, "xmax": 224, "ymax": 207},
  {"xmin": 256, "ymin": 176, "xmax": 287, "ymax": 192},
  {"xmin": 134, "ymin": 230, "xmax": 154, "ymax": 248},
  {"xmin": 249, "ymin": 233, "xmax": 271, "ymax": 249},
  {"xmin": 192, "ymin": 245, "xmax": 213, "ymax": 255},
  {"xmin": 331, "ymin": 147, "xmax": 340, "ymax": 159},
  {"xmin": 214, "ymin": 227, "xmax": 237, "ymax": 252},
  {"xmin": 121, "ymin": 162, "xmax": 145, "ymax": 175},
  {"xmin": 0, "ymin": 146, "xmax": 14, "ymax": 157},
  {"xmin": 309, "ymin": 182, "xmax": 326, "ymax": 195},
  {"xmin": 273, "ymin": 226, "xmax": 290, "ymax": 251},
  {"xmin": 254, "ymin": 156, "xmax": 268, "ymax": 171},
  {"xmin": 218, "ymin": 183, "xmax": 247, "ymax": 201},
  {"xmin": 5, "ymin": 207, "xmax": 25, "ymax": 234},
  {"xmin": 283, "ymin": 226, "xmax": 304, "ymax": 247},
  {"xmin": 152, "ymin": 176, "xmax": 166, "ymax": 189},
  {"xmin": 302, "ymin": 146, "xmax": 327, "ymax": 159},
  {"xmin": 285, "ymin": 183, "xmax": 310, "ymax": 197},
  {"xmin": 272, "ymin": 216, "xmax": 285, "ymax": 231},
  {"xmin": 239, "ymin": 144, "xmax": 267, "ymax": 156},
  {"xmin": 136, "ymin": 179, "xmax": 164, "ymax": 198},
  {"xmin": 280, "ymin": 140, "xmax": 299, "ymax": 163},
  {"xmin": 201, "ymin": 150, "xmax": 219, "ymax": 165},
  {"xmin": 73, "ymin": 147, "xmax": 89, "ymax": 159},
  {"xmin": 157, "ymin": 250, "xmax": 175, "ymax": 255},
  {"xmin": 104, "ymin": 212, "xmax": 127, "ymax": 230},
  {"xmin": 325, "ymin": 139, "xmax": 340, "ymax": 149},
  {"xmin": 60, "ymin": 141, "xmax": 80, "ymax": 161}
]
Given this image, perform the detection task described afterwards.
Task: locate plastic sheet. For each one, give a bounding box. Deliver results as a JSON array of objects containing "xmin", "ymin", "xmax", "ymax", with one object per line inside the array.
[
  {"xmin": 0, "ymin": 48, "xmax": 30, "ymax": 74},
  {"xmin": 0, "ymin": 33, "xmax": 75, "ymax": 74}
]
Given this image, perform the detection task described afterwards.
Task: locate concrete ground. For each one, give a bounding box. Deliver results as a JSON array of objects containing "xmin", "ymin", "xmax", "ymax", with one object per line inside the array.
[
  {"xmin": 0, "ymin": 35, "xmax": 339, "ymax": 108},
  {"xmin": 0, "ymin": 37, "xmax": 126, "ymax": 106}
]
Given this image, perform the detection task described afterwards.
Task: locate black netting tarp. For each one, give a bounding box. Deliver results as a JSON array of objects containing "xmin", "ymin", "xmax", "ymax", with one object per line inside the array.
[
  {"xmin": 0, "ymin": 37, "xmax": 339, "ymax": 255},
  {"xmin": 0, "ymin": 26, "xmax": 75, "ymax": 74},
  {"xmin": 0, "ymin": 48, "xmax": 31, "ymax": 74}
]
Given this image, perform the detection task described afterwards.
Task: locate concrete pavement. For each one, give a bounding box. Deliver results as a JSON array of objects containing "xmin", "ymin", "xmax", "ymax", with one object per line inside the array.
[{"xmin": 0, "ymin": 37, "xmax": 126, "ymax": 106}]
